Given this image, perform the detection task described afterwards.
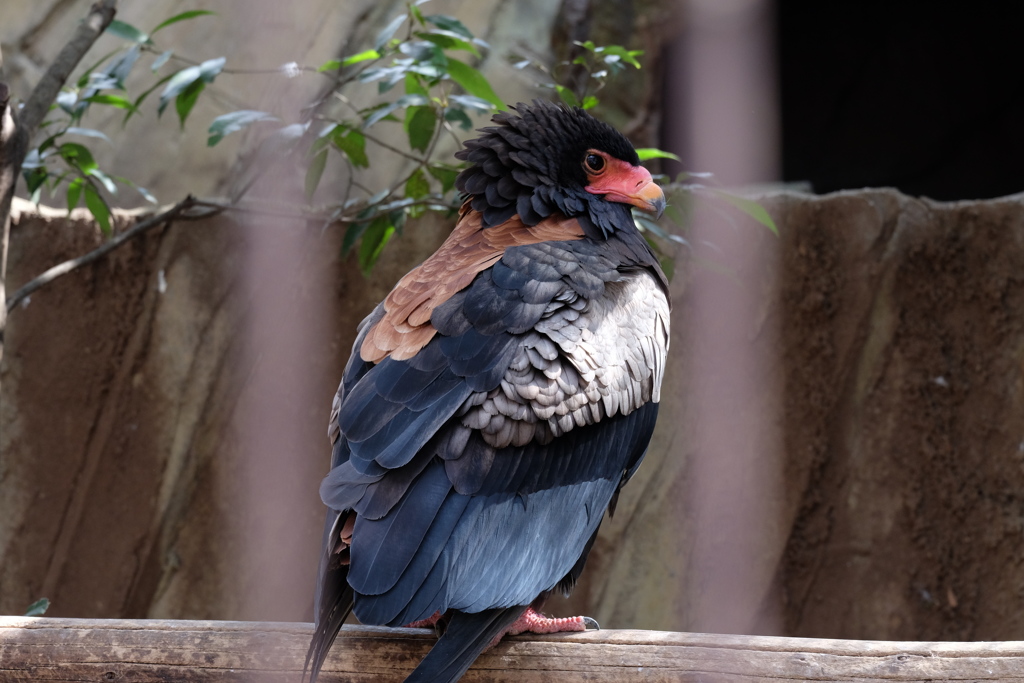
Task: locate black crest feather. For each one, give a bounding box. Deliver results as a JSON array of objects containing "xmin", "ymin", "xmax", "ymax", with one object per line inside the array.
[{"xmin": 454, "ymin": 100, "xmax": 641, "ymax": 238}]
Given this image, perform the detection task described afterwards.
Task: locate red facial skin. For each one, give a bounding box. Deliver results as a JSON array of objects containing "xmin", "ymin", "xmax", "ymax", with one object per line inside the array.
[{"xmin": 582, "ymin": 149, "xmax": 666, "ymax": 216}]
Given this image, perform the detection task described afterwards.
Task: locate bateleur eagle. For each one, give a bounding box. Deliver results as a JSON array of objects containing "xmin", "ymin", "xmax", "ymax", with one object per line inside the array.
[{"xmin": 305, "ymin": 100, "xmax": 670, "ymax": 683}]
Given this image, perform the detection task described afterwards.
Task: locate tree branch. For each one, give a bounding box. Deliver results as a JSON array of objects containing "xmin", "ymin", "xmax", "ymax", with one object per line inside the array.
[
  {"xmin": 4, "ymin": 196, "xmax": 218, "ymax": 314},
  {"xmin": 0, "ymin": 79, "xmax": 29, "ymax": 348},
  {"xmin": 0, "ymin": 0, "xmax": 119, "ymax": 367},
  {"xmin": 19, "ymin": 0, "xmax": 118, "ymax": 137}
]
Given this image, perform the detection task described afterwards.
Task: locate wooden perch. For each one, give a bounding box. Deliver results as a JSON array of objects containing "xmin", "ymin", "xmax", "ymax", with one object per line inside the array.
[{"xmin": 2, "ymin": 617, "xmax": 1024, "ymax": 682}]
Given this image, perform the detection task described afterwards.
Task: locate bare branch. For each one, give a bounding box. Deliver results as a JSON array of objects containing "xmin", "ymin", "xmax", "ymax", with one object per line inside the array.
[
  {"xmin": 0, "ymin": 83, "xmax": 28, "ymax": 347},
  {"xmin": 4, "ymin": 196, "xmax": 218, "ymax": 314}
]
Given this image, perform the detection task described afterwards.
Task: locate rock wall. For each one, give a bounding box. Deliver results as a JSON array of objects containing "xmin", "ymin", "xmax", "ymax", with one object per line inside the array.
[
  {"xmin": 6, "ymin": 189, "xmax": 1024, "ymax": 643},
  {"xmin": 556, "ymin": 189, "xmax": 1024, "ymax": 641}
]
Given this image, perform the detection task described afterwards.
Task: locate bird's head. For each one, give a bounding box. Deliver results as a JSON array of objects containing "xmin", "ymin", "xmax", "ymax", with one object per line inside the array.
[{"xmin": 455, "ymin": 100, "xmax": 666, "ymax": 238}]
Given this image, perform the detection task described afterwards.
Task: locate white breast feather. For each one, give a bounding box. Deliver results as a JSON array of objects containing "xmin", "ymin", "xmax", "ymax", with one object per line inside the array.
[{"xmin": 459, "ymin": 273, "xmax": 670, "ymax": 448}]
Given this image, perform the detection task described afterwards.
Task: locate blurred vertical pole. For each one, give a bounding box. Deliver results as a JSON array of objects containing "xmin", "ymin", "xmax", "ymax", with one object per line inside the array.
[
  {"xmin": 230, "ymin": 1, "xmax": 328, "ymax": 622},
  {"xmin": 674, "ymin": 0, "xmax": 784, "ymax": 634}
]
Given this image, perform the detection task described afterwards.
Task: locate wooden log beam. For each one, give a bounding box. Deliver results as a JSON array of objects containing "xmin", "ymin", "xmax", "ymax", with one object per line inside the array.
[{"xmin": 2, "ymin": 617, "xmax": 1024, "ymax": 682}]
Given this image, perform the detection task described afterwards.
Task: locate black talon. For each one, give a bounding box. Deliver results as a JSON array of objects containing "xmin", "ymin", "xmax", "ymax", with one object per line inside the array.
[{"xmin": 583, "ymin": 616, "xmax": 600, "ymax": 631}]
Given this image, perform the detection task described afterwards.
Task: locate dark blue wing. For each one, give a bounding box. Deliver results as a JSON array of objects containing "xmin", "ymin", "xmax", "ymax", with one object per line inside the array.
[
  {"xmin": 318, "ymin": 235, "xmax": 664, "ymax": 632},
  {"xmin": 349, "ymin": 402, "xmax": 658, "ymax": 626}
]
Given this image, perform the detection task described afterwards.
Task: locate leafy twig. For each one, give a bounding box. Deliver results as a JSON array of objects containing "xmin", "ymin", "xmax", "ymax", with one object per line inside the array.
[
  {"xmin": 20, "ymin": 1, "xmax": 119, "ymax": 135},
  {"xmin": 0, "ymin": 0, "xmax": 119, "ymax": 380}
]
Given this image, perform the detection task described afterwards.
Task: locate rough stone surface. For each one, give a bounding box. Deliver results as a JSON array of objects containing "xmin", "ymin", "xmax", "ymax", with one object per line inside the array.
[
  {"xmin": 553, "ymin": 188, "xmax": 1024, "ymax": 642},
  {"xmin": 0, "ymin": 197, "xmax": 451, "ymax": 621},
  {"xmin": 770, "ymin": 190, "xmax": 1024, "ymax": 641},
  {"xmin": 8, "ymin": 188, "xmax": 1024, "ymax": 642}
]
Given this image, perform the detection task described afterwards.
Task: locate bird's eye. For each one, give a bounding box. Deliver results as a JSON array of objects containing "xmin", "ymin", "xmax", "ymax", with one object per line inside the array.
[{"xmin": 584, "ymin": 153, "xmax": 605, "ymax": 173}]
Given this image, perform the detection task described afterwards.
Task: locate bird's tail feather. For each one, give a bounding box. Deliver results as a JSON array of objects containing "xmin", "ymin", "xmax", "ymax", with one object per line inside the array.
[
  {"xmin": 304, "ymin": 563, "xmax": 354, "ymax": 683},
  {"xmin": 403, "ymin": 606, "xmax": 527, "ymax": 683}
]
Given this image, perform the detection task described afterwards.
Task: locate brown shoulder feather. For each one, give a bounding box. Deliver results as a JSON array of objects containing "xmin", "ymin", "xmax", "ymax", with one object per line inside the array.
[{"xmin": 360, "ymin": 205, "xmax": 585, "ymax": 363}]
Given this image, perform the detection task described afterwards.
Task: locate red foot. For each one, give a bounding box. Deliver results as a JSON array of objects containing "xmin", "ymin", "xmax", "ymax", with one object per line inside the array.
[
  {"xmin": 487, "ymin": 607, "xmax": 589, "ymax": 648},
  {"xmin": 506, "ymin": 607, "xmax": 588, "ymax": 635},
  {"xmin": 404, "ymin": 611, "xmax": 442, "ymax": 629}
]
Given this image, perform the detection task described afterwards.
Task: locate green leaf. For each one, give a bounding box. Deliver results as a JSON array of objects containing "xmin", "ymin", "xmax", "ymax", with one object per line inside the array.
[
  {"xmin": 342, "ymin": 221, "xmax": 368, "ymax": 255},
  {"xmin": 174, "ymin": 80, "xmax": 205, "ymax": 127},
  {"xmin": 333, "ymin": 128, "xmax": 369, "ymax": 167},
  {"xmin": 635, "ymin": 148, "xmax": 681, "ymax": 162},
  {"xmin": 447, "ymin": 94, "xmax": 491, "ymax": 114},
  {"xmin": 83, "ymin": 94, "xmax": 140, "ymax": 115},
  {"xmin": 405, "ymin": 172, "xmax": 429, "ymax": 217},
  {"xmin": 555, "ymin": 85, "xmax": 578, "ymax": 108},
  {"xmin": 443, "ymin": 107, "xmax": 473, "ymax": 130},
  {"xmin": 363, "ymin": 93, "xmax": 429, "ymax": 128},
  {"xmin": 416, "ymin": 31, "xmax": 480, "ymax": 57},
  {"xmin": 59, "ymin": 143, "xmax": 98, "ymax": 174},
  {"xmin": 67, "ymin": 177, "xmax": 85, "ymax": 212},
  {"xmin": 66, "ymin": 127, "xmax": 111, "ymax": 143},
  {"xmin": 410, "ymin": 3, "xmax": 426, "ymax": 26},
  {"xmin": 359, "ymin": 215, "xmax": 396, "ymax": 273},
  {"xmin": 305, "ymin": 148, "xmax": 328, "ymax": 201},
  {"xmin": 445, "ymin": 59, "xmax": 505, "ymax": 110},
  {"xmin": 158, "ymin": 57, "xmax": 225, "ymax": 115},
  {"xmin": 198, "ymin": 57, "xmax": 227, "ymax": 81},
  {"xmin": 710, "ymin": 189, "xmax": 778, "ymax": 235},
  {"xmin": 319, "ymin": 49, "xmax": 382, "ymax": 72},
  {"xmin": 152, "ymin": 50, "xmax": 173, "ymax": 71},
  {"xmin": 151, "ymin": 10, "xmax": 216, "ymax": 35},
  {"xmin": 76, "ymin": 48, "xmax": 122, "ymax": 88},
  {"xmin": 106, "ymin": 20, "xmax": 150, "ymax": 44},
  {"xmin": 427, "ymin": 164, "xmax": 459, "ymax": 193},
  {"xmin": 581, "ymin": 95, "xmax": 598, "ymax": 109},
  {"xmin": 405, "ymin": 168, "xmax": 430, "ymax": 200},
  {"xmin": 23, "ymin": 167, "xmax": 48, "ymax": 196},
  {"xmin": 596, "ymin": 45, "xmax": 643, "ymax": 69},
  {"xmin": 91, "ymin": 168, "xmax": 117, "ymax": 194},
  {"xmin": 207, "ymin": 110, "xmax": 278, "ymax": 146},
  {"xmin": 404, "ymin": 73, "xmax": 429, "ymax": 97},
  {"xmin": 105, "ymin": 45, "xmax": 141, "ymax": 87},
  {"xmin": 405, "ymin": 105, "xmax": 436, "ymax": 152},
  {"xmin": 424, "ymin": 14, "xmax": 474, "ymax": 39},
  {"xmin": 56, "ymin": 90, "xmax": 78, "ymax": 114},
  {"xmin": 159, "ymin": 66, "xmax": 201, "ymax": 114},
  {"xmin": 84, "ymin": 183, "xmax": 112, "ymax": 236},
  {"xmin": 126, "ymin": 73, "xmax": 174, "ymax": 123},
  {"xmin": 23, "ymin": 598, "xmax": 49, "ymax": 617},
  {"xmin": 375, "ymin": 13, "xmax": 408, "ymax": 51},
  {"xmin": 113, "ymin": 175, "xmax": 158, "ymax": 204}
]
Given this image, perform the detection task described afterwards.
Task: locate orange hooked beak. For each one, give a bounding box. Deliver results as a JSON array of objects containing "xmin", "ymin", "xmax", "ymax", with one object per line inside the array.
[{"xmin": 584, "ymin": 157, "xmax": 666, "ymax": 218}]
